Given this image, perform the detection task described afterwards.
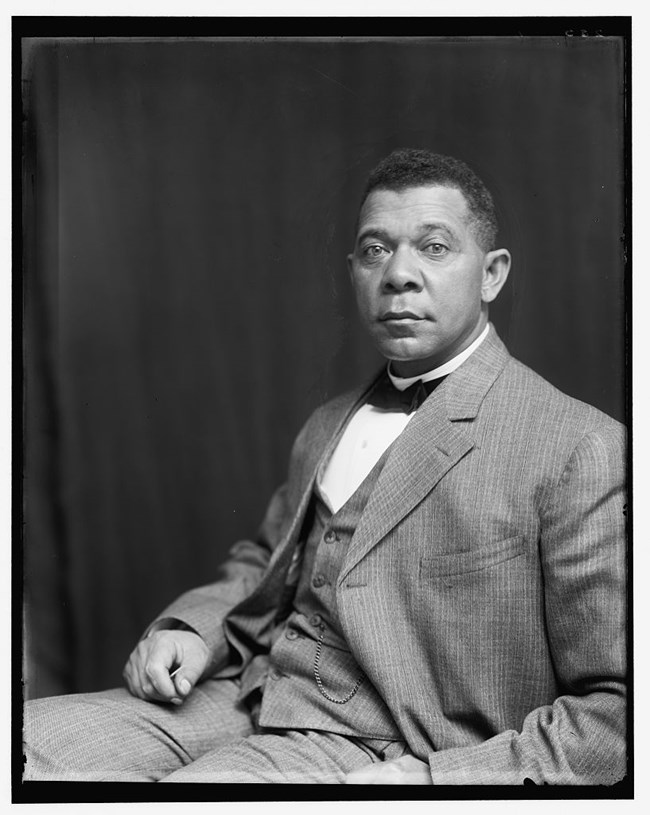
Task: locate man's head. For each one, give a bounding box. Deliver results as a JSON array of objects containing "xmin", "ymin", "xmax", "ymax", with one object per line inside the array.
[
  {"xmin": 359, "ymin": 148, "xmax": 498, "ymax": 252},
  {"xmin": 348, "ymin": 148, "xmax": 511, "ymax": 377}
]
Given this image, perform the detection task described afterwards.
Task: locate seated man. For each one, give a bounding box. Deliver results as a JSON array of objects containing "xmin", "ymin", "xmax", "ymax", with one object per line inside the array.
[{"xmin": 23, "ymin": 148, "xmax": 626, "ymax": 785}]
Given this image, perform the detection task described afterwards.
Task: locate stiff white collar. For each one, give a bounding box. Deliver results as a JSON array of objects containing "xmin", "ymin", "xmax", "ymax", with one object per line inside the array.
[{"xmin": 387, "ymin": 323, "xmax": 490, "ymax": 392}]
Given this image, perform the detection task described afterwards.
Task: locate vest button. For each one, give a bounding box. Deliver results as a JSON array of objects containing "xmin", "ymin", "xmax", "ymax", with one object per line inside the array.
[
  {"xmin": 324, "ymin": 530, "xmax": 338, "ymax": 544},
  {"xmin": 285, "ymin": 628, "xmax": 299, "ymax": 640},
  {"xmin": 312, "ymin": 574, "xmax": 326, "ymax": 588},
  {"xmin": 269, "ymin": 669, "xmax": 283, "ymax": 681},
  {"xmin": 310, "ymin": 613, "xmax": 323, "ymax": 627}
]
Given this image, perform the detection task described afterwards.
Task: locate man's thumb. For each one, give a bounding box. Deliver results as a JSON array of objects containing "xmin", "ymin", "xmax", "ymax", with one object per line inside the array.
[
  {"xmin": 174, "ymin": 674, "xmax": 193, "ymax": 696},
  {"xmin": 172, "ymin": 649, "xmax": 208, "ymax": 696}
]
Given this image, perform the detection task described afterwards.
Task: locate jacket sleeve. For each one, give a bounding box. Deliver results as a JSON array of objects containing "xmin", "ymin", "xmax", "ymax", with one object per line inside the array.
[
  {"xmin": 145, "ymin": 481, "xmax": 292, "ymax": 676},
  {"xmin": 426, "ymin": 423, "xmax": 627, "ymax": 785}
]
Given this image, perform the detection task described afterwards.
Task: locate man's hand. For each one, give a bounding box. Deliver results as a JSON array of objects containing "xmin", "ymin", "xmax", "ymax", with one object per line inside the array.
[
  {"xmin": 344, "ymin": 754, "xmax": 433, "ymax": 785},
  {"xmin": 122, "ymin": 629, "xmax": 210, "ymax": 705}
]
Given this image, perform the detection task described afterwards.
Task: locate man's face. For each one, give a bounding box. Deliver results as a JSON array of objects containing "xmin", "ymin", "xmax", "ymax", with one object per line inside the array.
[{"xmin": 348, "ymin": 184, "xmax": 508, "ymax": 377}]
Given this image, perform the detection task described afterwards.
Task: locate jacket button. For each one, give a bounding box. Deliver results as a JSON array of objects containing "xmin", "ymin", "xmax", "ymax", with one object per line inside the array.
[
  {"xmin": 310, "ymin": 613, "xmax": 323, "ymax": 627},
  {"xmin": 312, "ymin": 574, "xmax": 326, "ymax": 588},
  {"xmin": 324, "ymin": 530, "xmax": 338, "ymax": 544},
  {"xmin": 285, "ymin": 628, "xmax": 299, "ymax": 640}
]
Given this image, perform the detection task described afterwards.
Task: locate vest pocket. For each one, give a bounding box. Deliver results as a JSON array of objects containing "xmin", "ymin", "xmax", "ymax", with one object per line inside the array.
[{"xmin": 419, "ymin": 535, "xmax": 525, "ymax": 578}]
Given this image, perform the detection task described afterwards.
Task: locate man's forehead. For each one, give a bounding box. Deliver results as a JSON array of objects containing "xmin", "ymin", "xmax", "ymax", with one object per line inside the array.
[{"xmin": 357, "ymin": 184, "xmax": 471, "ymax": 231}]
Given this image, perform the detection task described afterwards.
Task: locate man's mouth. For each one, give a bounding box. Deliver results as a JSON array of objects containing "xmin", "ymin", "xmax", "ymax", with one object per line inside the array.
[{"xmin": 379, "ymin": 311, "xmax": 422, "ymax": 322}]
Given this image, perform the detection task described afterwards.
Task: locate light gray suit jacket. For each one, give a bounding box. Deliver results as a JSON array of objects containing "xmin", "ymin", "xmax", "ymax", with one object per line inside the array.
[{"xmin": 158, "ymin": 325, "xmax": 626, "ymax": 785}]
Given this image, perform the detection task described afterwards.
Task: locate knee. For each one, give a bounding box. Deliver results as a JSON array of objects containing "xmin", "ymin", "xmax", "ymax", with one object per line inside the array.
[
  {"xmin": 22, "ymin": 690, "xmax": 135, "ymax": 780},
  {"xmin": 22, "ymin": 696, "xmax": 68, "ymax": 780}
]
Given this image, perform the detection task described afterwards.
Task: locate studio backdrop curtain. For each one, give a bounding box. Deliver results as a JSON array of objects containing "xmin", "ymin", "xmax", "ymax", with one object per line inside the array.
[{"xmin": 22, "ymin": 37, "xmax": 626, "ymax": 697}]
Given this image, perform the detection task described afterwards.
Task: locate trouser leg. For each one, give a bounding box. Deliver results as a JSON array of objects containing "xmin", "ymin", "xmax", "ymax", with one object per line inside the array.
[
  {"xmin": 23, "ymin": 678, "xmax": 253, "ymax": 781},
  {"xmin": 162, "ymin": 730, "xmax": 409, "ymax": 784}
]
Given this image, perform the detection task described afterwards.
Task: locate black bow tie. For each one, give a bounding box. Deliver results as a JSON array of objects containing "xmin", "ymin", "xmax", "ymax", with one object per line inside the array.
[{"xmin": 366, "ymin": 374, "xmax": 443, "ymax": 413}]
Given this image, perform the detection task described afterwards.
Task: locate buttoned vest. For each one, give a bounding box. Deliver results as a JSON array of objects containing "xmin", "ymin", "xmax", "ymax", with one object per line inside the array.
[{"xmin": 255, "ymin": 449, "xmax": 402, "ymax": 740}]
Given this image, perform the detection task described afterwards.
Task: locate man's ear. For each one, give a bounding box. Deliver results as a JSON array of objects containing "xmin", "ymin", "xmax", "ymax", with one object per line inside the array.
[{"xmin": 481, "ymin": 249, "xmax": 511, "ymax": 304}]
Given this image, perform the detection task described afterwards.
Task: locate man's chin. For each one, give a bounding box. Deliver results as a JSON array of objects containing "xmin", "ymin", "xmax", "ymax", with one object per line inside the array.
[
  {"xmin": 379, "ymin": 346, "xmax": 441, "ymax": 378},
  {"xmin": 376, "ymin": 335, "xmax": 429, "ymax": 356}
]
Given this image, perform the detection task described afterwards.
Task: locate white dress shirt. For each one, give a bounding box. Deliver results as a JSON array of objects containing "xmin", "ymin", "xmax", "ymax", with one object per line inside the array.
[{"xmin": 319, "ymin": 325, "xmax": 489, "ymax": 512}]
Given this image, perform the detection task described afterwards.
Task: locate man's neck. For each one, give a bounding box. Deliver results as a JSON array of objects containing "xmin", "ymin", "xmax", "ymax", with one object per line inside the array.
[{"xmin": 388, "ymin": 323, "xmax": 490, "ymax": 390}]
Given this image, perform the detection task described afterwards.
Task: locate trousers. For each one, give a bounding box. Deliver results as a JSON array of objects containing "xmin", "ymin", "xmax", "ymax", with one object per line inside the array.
[{"xmin": 22, "ymin": 678, "xmax": 408, "ymax": 783}]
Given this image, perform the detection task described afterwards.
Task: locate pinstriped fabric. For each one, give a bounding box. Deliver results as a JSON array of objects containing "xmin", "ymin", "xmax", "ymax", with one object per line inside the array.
[
  {"xmin": 23, "ymin": 679, "xmax": 253, "ymax": 781},
  {"xmin": 161, "ymin": 731, "xmax": 406, "ymax": 784},
  {"xmin": 24, "ymin": 682, "xmax": 406, "ymax": 782},
  {"xmin": 331, "ymin": 329, "xmax": 626, "ymax": 784},
  {"xmin": 257, "ymin": 451, "xmax": 402, "ymax": 739},
  {"xmin": 198, "ymin": 324, "xmax": 623, "ymax": 785},
  {"xmin": 25, "ymin": 325, "xmax": 626, "ymax": 784},
  {"xmin": 154, "ymin": 325, "xmax": 625, "ymax": 784},
  {"xmin": 151, "ymin": 385, "xmax": 371, "ymax": 679}
]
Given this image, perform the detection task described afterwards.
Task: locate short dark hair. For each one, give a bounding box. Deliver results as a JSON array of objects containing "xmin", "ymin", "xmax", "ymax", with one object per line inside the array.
[{"xmin": 360, "ymin": 148, "xmax": 498, "ymax": 251}]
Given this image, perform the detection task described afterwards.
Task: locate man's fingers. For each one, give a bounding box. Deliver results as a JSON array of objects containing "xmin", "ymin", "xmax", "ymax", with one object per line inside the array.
[
  {"xmin": 123, "ymin": 662, "xmax": 152, "ymax": 702},
  {"xmin": 170, "ymin": 667, "xmax": 192, "ymax": 697},
  {"xmin": 168, "ymin": 635, "xmax": 210, "ymax": 699},
  {"xmin": 145, "ymin": 656, "xmax": 178, "ymax": 700},
  {"xmin": 170, "ymin": 657, "xmax": 203, "ymax": 699},
  {"xmin": 145, "ymin": 631, "xmax": 209, "ymax": 702},
  {"xmin": 122, "ymin": 656, "xmax": 147, "ymax": 700},
  {"xmin": 122, "ymin": 641, "xmax": 171, "ymax": 702},
  {"xmin": 122, "ymin": 630, "xmax": 209, "ymax": 704}
]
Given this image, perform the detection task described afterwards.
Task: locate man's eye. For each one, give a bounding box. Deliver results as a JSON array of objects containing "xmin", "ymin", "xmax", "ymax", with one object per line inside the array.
[
  {"xmin": 424, "ymin": 243, "xmax": 448, "ymax": 256},
  {"xmin": 362, "ymin": 245, "xmax": 387, "ymax": 259}
]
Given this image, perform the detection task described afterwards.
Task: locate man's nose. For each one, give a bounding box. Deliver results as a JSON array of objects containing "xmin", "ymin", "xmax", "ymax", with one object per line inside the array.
[{"xmin": 381, "ymin": 247, "xmax": 423, "ymax": 292}]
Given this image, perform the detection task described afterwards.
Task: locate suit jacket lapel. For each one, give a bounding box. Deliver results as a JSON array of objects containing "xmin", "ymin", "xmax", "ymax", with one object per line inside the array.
[
  {"xmin": 225, "ymin": 382, "xmax": 373, "ymax": 633},
  {"xmin": 253, "ymin": 378, "xmax": 376, "ymax": 589},
  {"xmin": 293, "ymin": 380, "xmax": 375, "ymax": 503},
  {"xmin": 339, "ymin": 325, "xmax": 511, "ymax": 584}
]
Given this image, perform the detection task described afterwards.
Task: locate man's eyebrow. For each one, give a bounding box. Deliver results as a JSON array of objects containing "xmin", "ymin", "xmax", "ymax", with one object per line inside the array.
[
  {"xmin": 356, "ymin": 227, "xmax": 391, "ymax": 244},
  {"xmin": 416, "ymin": 222, "xmax": 457, "ymax": 239},
  {"xmin": 356, "ymin": 223, "xmax": 457, "ymax": 243}
]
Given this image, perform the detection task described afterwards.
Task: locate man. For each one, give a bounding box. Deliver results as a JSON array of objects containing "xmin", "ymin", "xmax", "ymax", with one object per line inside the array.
[{"xmin": 24, "ymin": 149, "xmax": 626, "ymax": 785}]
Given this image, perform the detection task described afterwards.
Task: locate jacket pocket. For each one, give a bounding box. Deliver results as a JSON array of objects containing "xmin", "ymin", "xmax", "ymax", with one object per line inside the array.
[{"xmin": 420, "ymin": 535, "xmax": 526, "ymax": 578}]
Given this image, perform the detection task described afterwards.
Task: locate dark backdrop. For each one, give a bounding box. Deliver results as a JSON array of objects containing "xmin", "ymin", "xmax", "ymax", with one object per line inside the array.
[{"xmin": 22, "ymin": 36, "xmax": 626, "ymax": 697}]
